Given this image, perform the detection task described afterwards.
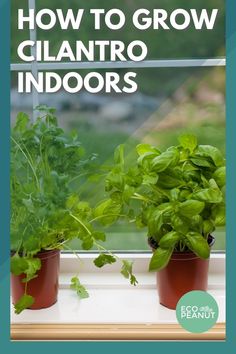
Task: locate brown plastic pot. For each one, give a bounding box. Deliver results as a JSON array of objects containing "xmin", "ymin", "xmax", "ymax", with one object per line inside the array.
[
  {"xmin": 156, "ymin": 235, "xmax": 215, "ymax": 310},
  {"xmin": 11, "ymin": 249, "xmax": 60, "ymax": 310}
]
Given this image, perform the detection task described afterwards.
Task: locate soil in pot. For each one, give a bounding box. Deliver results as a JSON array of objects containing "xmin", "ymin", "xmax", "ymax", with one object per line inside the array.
[
  {"xmin": 150, "ymin": 235, "xmax": 215, "ymax": 310},
  {"xmin": 11, "ymin": 249, "xmax": 60, "ymax": 310}
]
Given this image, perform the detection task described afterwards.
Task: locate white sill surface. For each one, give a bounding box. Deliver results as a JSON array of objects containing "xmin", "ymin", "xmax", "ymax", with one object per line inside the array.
[{"xmin": 11, "ymin": 272, "xmax": 225, "ymax": 325}]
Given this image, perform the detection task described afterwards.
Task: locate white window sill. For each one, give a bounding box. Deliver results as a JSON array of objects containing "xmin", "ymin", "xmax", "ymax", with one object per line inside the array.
[{"xmin": 11, "ymin": 253, "xmax": 225, "ymax": 341}]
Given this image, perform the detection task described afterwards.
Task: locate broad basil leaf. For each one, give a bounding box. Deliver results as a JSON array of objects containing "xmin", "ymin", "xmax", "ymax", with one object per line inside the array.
[
  {"xmin": 185, "ymin": 232, "xmax": 210, "ymax": 259},
  {"xmin": 171, "ymin": 214, "xmax": 189, "ymax": 234},
  {"xmin": 94, "ymin": 199, "xmax": 122, "ymax": 226},
  {"xmin": 179, "ymin": 200, "xmax": 205, "ymax": 218},
  {"xmin": 151, "ymin": 148, "xmax": 179, "ymax": 173},
  {"xmin": 190, "ymin": 157, "xmax": 215, "ymax": 168},
  {"xmin": 159, "ymin": 231, "xmax": 181, "ymax": 249},
  {"xmin": 192, "ymin": 187, "xmax": 223, "ymax": 204},
  {"xmin": 149, "ymin": 247, "xmax": 173, "ymax": 271},
  {"xmin": 202, "ymin": 220, "xmax": 215, "ymax": 236},
  {"xmin": 136, "ymin": 144, "xmax": 160, "ymax": 156},
  {"xmin": 157, "ymin": 172, "xmax": 182, "ymax": 189},
  {"xmin": 195, "ymin": 145, "xmax": 224, "ymax": 167},
  {"xmin": 211, "ymin": 204, "xmax": 225, "ymax": 226},
  {"xmin": 213, "ymin": 167, "xmax": 226, "ymax": 188},
  {"xmin": 147, "ymin": 210, "xmax": 163, "ymax": 241}
]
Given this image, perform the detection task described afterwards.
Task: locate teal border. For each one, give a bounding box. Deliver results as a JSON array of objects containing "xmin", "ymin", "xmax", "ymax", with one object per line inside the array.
[{"xmin": 0, "ymin": 0, "xmax": 235, "ymax": 352}]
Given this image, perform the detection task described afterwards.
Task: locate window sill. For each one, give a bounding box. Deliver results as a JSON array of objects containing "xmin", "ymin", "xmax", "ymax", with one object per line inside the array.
[{"xmin": 11, "ymin": 253, "xmax": 225, "ymax": 341}]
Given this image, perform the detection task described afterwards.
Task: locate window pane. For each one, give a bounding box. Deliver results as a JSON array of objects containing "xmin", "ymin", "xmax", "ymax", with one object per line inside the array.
[
  {"xmin": 11, "ymin": 66, "xmax": 225, "ymax": 251},
  {"xmin": 11, "ymin": 0, "xmax": 225, "ymax": 63}
]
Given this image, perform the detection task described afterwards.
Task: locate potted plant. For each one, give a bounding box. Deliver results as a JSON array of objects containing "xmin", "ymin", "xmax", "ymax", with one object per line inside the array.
[
  {"xmin": 101, "ymin": 134, "xmax": 225, "ymax": 309},
  {"xmin": 11, "ymin": 107, "xmax": 137, "ymax": 314}
]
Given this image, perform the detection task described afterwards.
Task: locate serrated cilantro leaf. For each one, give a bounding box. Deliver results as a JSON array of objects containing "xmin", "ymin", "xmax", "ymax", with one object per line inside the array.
[
  {"xmin": 14, "ymin": 295, "xmax": 34, "ymax": 314},
  {"xmin": 121, "ymin": 260, "xmax": 138, "ymax": 286},
  {"xmin": 94, "ymin": 254, "xmax": 116, "ymax": 268},
  {"xmin": 70, "ymin": 276, "xmax": 89, "ymax": 299},
  {"xmin": 10, "ymin": 255, "xmax": 28, "ymax": 276}
]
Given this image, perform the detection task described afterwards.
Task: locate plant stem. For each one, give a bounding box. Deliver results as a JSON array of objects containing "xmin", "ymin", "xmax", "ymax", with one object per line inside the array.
[
  {"xmin": 69, "ymin": 213, "xmax": 92, "ymax": 235},
  {"xmin": 93, "ymin": 240, "xmax": 119, "ymax": 261},
  {"xmin": 11, "ymin": 137, "xmax": 40, "ymax": 190},
  {"xmin": 89, "ymin": 213, "xmax": 127, "ymax": 224}
]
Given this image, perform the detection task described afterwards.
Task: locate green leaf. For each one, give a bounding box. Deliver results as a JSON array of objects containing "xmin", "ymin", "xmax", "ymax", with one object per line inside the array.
[
  {"xmin": 123, "ymin": 185, "xmax": 135, "ymax": 203},
  {"xmin": 211, "ymin": 204, "xmax": 225, "ymax": 226},
  {"xmin": 66, "ymin": 194, "xmax": 80, "ymax": 210},
  {"xmin": 157, "ymin": 172, "xmax": 182, "ymax": 189},
  {"xmin": 159, "ymin": 231, "xmax": 181, "ymax": 249},
  {"xmin": 178, "ymin": 134, "xmax": 197, "ymax": 153},
  {"xmin": 23, "ymin": 236, "xmax": 41, "ymax": 255},
  {"xmin": 203, "ymin": 220, "xmax": 215, "ymax": 236},
  {"xmin": 136, "ymin": 144, "xmax": 160, "ymax": 156},
  {"xmin": 22, "ymin": 258, "xmax": 41, "ymax": 282},
  {"xmin": 81, "ymin": 235, "xmax": 94, "ymax": 250},
  {"xmin": 170, "ymin": 188, "xmax": 180, "ymax": 201},
  {"xmin": 70, "ymin": 276, "xmax": 89, "ymax": 299},
  {"xmin": 192, "ymin": 186, "xmax": 223, "ymax": 204},
  {"xmin": 185, "ymin": 232, "xmax": 210, "ymax": 259},
  {"xmin": 11, "ymin": 255, "xmax": 28, "ymax": 276},
  {"xmin": 171, "ymin": 214, "xmax": 189, "ymax": 234},
  {"xmin": 213, "ymin": 167, "xmax": 226, "ymax": 188},
  {"xmin": 190, "ymin": 157, "xmax": 215, "ymax": 168},
  {"xmin": 151, "ymin": 148, "xmax": 179, "ymax": 172},
  {"xmin": 94, "ymin": 199, "xmax": 122, "ymax": 226},
  {"xmin": 147, "ymin": 210, "xmax": 163, "ymax": 241},
  {"xmin": 189, "ymin": 215, "xmax": 203, "ymax": 234},
  {"xmin": 14, "ymin": 294, "xmax": 34, "ymax": 314},
  {"xmin": 94, "ymin": 254, "xmax": 116, "ymax": 268},
  {"xmin": 142, "ymin": 173, "xmax": 158, "ymax": 185},
  {"xmin": 179, "ymin": 200, "xmax": 205, "ymax": 217},
  {"xmin": 14, "ymin": 112, "xmax": 29, "ymax": 133},
  {"xmin": 121, "ymin": 260, "xmax": 138, "ymax": 286},
  {"xmin": 137, "ymin": 152, "xmax": 159, "ymax": 169},
  {"xmin": 114, "ymin": 144, "xmax": 124, "ymax": 166},
  {"xmin": 92, "ymin": 231, "xmax": 106, "ymax": 242},
  {"xmin": 149, "ymin": 247, "xmax": 173, "ymax": 271},
  {"xmin": 195, "ymin": 145, "xmax": 224, "ymax": 167}
]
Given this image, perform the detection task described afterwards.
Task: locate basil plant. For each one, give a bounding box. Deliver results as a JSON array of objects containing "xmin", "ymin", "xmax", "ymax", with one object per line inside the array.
[{"xmin": 101, "ymin": 134, "xmax": 225, "ymax": 272}]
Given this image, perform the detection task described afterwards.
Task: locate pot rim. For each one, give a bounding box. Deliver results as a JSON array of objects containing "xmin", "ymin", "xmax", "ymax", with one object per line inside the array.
[
  {"xmin": 149, "ymin": 234, "xmax": 215, "ymax": 259},
  {"xmin": 11, "ymin": 248, "xmax": 60, "ymax": 260}
]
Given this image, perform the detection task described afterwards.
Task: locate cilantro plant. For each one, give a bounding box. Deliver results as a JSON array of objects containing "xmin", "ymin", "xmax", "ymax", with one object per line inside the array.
[
  {"xmin": 101, "ymin": 134, "xmax": 225, "ymax": 272},
  {"xmin": 11, "ymin": 107, "xmax": 137, "ymax": 314}
]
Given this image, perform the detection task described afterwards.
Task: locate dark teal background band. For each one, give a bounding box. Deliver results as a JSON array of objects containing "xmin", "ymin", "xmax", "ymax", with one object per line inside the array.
[
  {"xmin": 226, "ymin": 0, "xmax": 236, "ymax": 346},
  {"xmin": 0, "ymin": 0, "xmax": 235, "ymax": 352},
  {"xmin": 0, "ymin": 0, "xmax": 10, "ymax": 345}
]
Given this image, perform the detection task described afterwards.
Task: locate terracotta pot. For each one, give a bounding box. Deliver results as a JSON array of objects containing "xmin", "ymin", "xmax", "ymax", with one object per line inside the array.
[
  {"xmin": 11, "ymin": 249, "xmax": 60, "ymax": 310},
  {"xmin": 156, "ymin": 235, "xmax": 215, "ymax": 310}
]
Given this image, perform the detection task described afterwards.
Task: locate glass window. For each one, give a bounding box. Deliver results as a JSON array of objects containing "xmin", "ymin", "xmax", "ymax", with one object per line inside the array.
[{"xmin": 11, "ymin": 0, "xmax": 226, "ymax": 252}]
